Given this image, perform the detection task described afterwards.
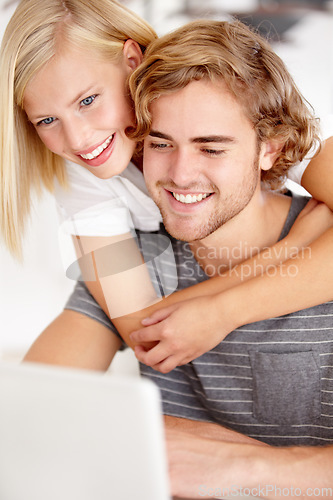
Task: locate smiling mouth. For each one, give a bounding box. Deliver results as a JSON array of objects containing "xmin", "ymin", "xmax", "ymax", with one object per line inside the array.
[
  {"xmin": 172, "ymin": 192, "xmax": 212, "ymax": 204},
  {"xmin": 79, "ymin": 134, "xmax": 114, "ymax": 160}
]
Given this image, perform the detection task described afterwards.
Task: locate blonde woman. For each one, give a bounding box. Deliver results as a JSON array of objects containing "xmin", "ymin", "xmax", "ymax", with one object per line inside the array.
[{"xmin": 0, "ymin": 0, "xmax": 332, "ymax": 373}]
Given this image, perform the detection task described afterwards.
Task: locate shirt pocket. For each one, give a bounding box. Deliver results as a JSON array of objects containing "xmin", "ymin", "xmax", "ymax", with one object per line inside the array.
[{"xmin": 249, "ymin": 350, "xmax": 321, "ymax": 425}]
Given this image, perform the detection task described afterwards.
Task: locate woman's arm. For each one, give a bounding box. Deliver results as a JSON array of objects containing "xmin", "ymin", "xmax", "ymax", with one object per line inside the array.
[
  {"xmin": 23, "ymin": 309, "xmax": 121, "ymax": 371},
  {"xmin": 24, "ymin": 201, "xmax": 332, "ymax": 372},
  {"xmin": 301, "ymin": 136, "xmax": 333, "ymax": 210},
  {"xmin": 132, "ymin": 218, "xmax": 333, "ymax": 372},
  {"xmin": 80, "ymin": 199, "xmax": 333, "ymax": 370}
]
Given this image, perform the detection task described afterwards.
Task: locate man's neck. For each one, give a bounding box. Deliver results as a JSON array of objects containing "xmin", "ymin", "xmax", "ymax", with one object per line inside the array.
[{"xmin": 189, "ymin": 189, "xmax": 292, "ymax": 277}]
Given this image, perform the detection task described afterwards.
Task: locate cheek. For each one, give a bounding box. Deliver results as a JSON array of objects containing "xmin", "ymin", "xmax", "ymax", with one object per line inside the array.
[
  {"xmin": 116, "ymin": 99, "xmax": 135, "ymax": 127},
  {"xmin": 96, "ymin": 105, "xmax": 134, "ymax": 131},
  {"xmin": 100, "ymin": 92, "xmax": 135, "ymax": 129},
  {"xmin": 35, "ymin": 129, "xmax": 61, "ymax": 154}
]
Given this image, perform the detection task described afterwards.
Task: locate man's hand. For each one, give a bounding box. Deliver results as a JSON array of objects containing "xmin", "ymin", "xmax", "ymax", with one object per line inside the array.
[
  {"xmin": 166, "ymin": 428, "xmax": 257, "ymax": 500},
  {"xmin": 164, "ymin": 416, "xmax": 266, "ymax": 499},
  {"xmin": 164, "ymin": 417, "xmax": 333, "ymax": 500}
]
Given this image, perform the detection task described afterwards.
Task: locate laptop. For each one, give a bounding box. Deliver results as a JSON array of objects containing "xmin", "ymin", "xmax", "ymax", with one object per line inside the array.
[{"xmin": 0, "ymin": 361, "xmax": 171, "ymax": 500}]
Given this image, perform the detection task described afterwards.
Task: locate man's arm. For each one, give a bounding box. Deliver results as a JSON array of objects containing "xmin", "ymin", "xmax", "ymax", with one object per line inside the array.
[
  {"xmin": 164, "ymin": 415, "xmax": 267, "ymax": 446},
  {"xmin": 23, "ymin": 309, "xmax": 121, "ymax": 371},
  {"xmin": 166, "ymin": 423, "xmax": 333, "ymax": 499}
]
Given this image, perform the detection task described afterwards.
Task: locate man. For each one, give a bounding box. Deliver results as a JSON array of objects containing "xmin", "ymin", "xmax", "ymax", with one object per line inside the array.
[
  {"xmin": 25, "ymin": 19, "xmax": 333, "ymax": 497},
  {"xmin": 125, "ymin": 19, "xmax": 333, "ymax": 497}
]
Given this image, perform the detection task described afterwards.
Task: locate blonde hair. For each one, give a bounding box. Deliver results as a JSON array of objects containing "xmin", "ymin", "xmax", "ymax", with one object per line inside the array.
[
  {"xmin": 0, "ymin": 0, "xmax": 157, "ymax": 257},
  {"xmin": 130, "ymin": 20, "xmax": 320, "ymax": 188}
]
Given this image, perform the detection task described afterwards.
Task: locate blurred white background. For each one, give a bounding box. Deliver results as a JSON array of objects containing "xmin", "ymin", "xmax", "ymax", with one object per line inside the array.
[{"xmin": 0, "ymin": 0, "xmax": 332, "ymax": 361}]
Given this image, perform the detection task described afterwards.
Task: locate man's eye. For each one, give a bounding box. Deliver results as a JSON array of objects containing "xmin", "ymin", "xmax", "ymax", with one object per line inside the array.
[
  {"xmin": 149, "ymin": 142, "xmax": 171, "ymax": 150},
  {"xmin": 202, "ymin": 148, "xmax": 225, "ymax": 156},
  {"xmin": 80, "ymin": 94, "xmax": 97, "ymax": 107},
  {"xmin": 37, "ymin": 116, "xmax": 56, "ymax": 126}
]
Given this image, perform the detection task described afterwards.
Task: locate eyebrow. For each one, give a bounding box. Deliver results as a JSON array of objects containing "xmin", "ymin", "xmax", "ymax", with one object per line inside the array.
[
  {"xmin": 192, "ymin": 135, "xmax": 236, "ymax": 144},
  {"xmin": 149, "ymin": 130, "xmax": 236, "ymax": 144},
  {"xmin": 149, "ymin": 131, "xmax": 173, "ymax": 141},
  {"xmin": 70, "ymin": 86, "xmax": 96, "ymax": 106}
]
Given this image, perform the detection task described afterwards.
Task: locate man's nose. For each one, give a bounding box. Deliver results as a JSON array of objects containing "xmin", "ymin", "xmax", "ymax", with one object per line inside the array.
[
  {"xmin": 63, "ymin": 116, "xmax": 91, "ymax": 152},
  {"xmin": 168, "ymin": 149, "xmax": 199, "ymax": 187}
]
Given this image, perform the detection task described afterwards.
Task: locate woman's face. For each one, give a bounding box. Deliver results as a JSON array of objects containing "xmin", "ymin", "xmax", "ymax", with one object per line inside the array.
[{"xmin": 23, "ymin": 40, "xmax": 142, "ymax": 179}]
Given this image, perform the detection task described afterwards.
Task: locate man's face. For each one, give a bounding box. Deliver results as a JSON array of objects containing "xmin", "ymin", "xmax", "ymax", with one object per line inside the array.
[{"xmin": 143, "ymin": 79, "xmax": 264, "ymax": 242}]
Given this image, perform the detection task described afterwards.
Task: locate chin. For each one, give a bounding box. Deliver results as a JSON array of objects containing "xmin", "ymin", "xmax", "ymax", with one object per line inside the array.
[
  {"xmin": 88, "ymin": 162, "xmax": 128, "ymax": 180},
  {"xmin": 162, "ymin": 219, "xmax": 202, "ymax": 242}
]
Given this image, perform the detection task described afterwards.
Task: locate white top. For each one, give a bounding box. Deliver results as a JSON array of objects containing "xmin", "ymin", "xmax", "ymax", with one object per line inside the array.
[{"xmin": 54, "ymin": 161, "xmax": 162, "ymax": 237}]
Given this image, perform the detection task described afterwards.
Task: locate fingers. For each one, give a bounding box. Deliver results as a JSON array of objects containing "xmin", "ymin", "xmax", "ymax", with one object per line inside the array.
[
  {"xmin": 130, "ymin": 324, "xmax": 164, "ymax": 344},
  {"xmin": 134, "ymin": 343, "xmax": 164, "ymax": 366},
  {"xmin": 134, "ymin": 344, "xmax": 177, "ymax": 373},
  {"xmin": 134, "ymin": 342, "xmax": 196, "ymax": 373},
  {"xmin": 141, "ymin": 306, "xmax": 174, "ymax": 326},
  {"xmin": 153, "ymin": 356, "xmax": 179, "ymax": 374}
]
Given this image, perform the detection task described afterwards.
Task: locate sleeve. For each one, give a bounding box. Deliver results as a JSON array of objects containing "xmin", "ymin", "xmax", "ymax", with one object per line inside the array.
[
  {"xmin": 64, "ymin": 281, "xmax": 126, "ymax": 349},
  {"xmin": 59, "ymin": 198, "xmax": 134, "ymax": 237}
]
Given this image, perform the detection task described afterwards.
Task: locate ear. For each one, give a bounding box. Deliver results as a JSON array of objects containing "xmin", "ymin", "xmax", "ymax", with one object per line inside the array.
[
  {"xmin": 259, "ymin": 139, "xmax": 284, "ymax": 171},
  {"xmin": 123, "ymin": 39, "xmax": 143, "ymax": 72}
]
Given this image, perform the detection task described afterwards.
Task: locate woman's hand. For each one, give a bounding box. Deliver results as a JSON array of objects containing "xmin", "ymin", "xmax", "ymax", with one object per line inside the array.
[{"xmin": 130, "ymin": 294, "xmax": 236, "ymax": 373}]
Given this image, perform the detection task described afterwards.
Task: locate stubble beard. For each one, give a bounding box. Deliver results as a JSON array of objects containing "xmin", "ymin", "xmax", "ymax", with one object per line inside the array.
[{"xmin": 150, "ymin": 155, "xmax": 260, "ymax": 242}]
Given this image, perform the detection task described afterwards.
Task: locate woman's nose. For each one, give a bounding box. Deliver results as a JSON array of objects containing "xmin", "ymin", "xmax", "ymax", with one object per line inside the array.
[{"xmin": 63, "ymin": 116, "xmax": 91, "ymax": 152}]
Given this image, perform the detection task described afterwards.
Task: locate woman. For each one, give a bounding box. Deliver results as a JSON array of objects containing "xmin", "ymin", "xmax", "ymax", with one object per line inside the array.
[{"xmin": 1, "ymin": 0, "xmax": 333, "ymax": 372}]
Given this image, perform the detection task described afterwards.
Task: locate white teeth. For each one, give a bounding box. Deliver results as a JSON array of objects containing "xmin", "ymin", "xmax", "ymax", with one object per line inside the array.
[
  {"xmin": 172, "ymin": 192, "xmax": 210, "ymax": 204},
  {"xmin": 80, "ymin": 135, "xmax": 113, "ymax": 160}
]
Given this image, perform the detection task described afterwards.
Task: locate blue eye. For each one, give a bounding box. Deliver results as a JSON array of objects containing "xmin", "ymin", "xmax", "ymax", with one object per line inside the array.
[
  {"xmin": 80, "ymin": 95, "xmax": 97, "ymax": 106},
  {"xmin": 37, "ymin": 116, "xmax": 55, "ymax": 126}
]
